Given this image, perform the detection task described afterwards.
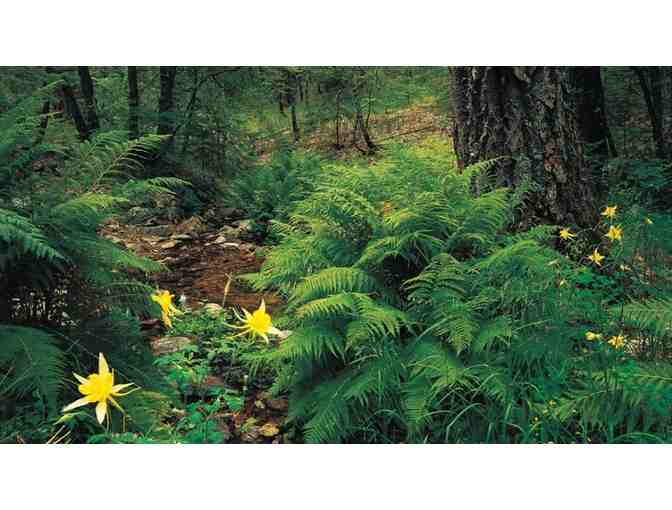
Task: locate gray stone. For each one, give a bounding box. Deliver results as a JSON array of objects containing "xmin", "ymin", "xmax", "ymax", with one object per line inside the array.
[
  {"xmin": 151, "ymin": 336, "xmax": 195, "ymax": 356},
  {"xmin": 203, "ymin": 303, "xmax": 224, "ymax": 316}
]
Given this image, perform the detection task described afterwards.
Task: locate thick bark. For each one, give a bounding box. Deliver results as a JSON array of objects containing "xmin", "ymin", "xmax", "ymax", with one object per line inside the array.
[
  {"xmin": 453, "ymin": 66, "xmax": 598, "ymax": 227},
  {"xmin": 572, "ymin": 67, "xmax": 616, "ymax": 159},
  {"xmin": 157, "ymin": 66, "xmax": 178, "ymax": 137},
  {"xmin": 127, "ymin": 66, "xmax": 140, "ymax": 140},
  {"xmin": 77, "ymin": 67, "xmax": 99, "ymax": 136},
  {"xmin": 632, "ymin": 67, "xmax": 667, "ymax": 158}
]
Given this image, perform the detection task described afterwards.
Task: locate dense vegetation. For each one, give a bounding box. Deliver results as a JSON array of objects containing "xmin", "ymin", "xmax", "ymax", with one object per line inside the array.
[{"xmin": 1, "ymin": 66, "xmax": 672, "ymax": 444}]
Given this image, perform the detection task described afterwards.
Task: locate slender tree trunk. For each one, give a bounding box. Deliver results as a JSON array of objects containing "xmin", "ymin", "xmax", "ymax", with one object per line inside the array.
[
  {"xmin": 284, "ymin": 69, "xmax": 300, "ymax": 142},
  {"xmin": 59, "ymin": 82, "xmax": 88, "ymax": 141},
  {"xmin": 77, "ymin": 66, "xmax": 99, "ymax": 137},
  {"xmin": 157, "ymin": 66, "xmax": 178, "ymax": 137},
  {"xmin": 632, "ymin": 67, "xmax": 667, "ymax": 158},
  {"xmin": 127, "ymin": 66, "xmax": 140, "ymax": 140},
  {"xmin": 453, "ymin": 66, "xmax": 598, "ymax": 227},
  {"xmin": 35, "ymin": 99, "xmax": 50, "ymax": 145},
  {"xmin": 335, "ymin": 90, "xmax": 342, "ymax": 149},
  {"xmin": 354, "ymin": 69, "xmax": 376, "ymax": 153},
  {"xmin": 290, "ymin": 102, "xmax": 300, "ymax": 142},
  {"xmin": 572, "ymin": 67, "xmax": 616, "ymax": 159}
]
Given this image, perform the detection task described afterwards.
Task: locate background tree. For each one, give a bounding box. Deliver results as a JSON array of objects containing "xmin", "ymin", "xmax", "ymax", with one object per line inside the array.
[
  {"xmin": 77, "ymin": 66, "xmax": 100, "ymax": 137},
  {"xmin": 157, "ymin": 66, "xmax": 178, "ymax": 137},
  {"xmin": 452, "ymin": 66, "xmax": 598, "ymax": 227},
  {"xmin": 128, "ymin": 66, "xmax": 140, "ymax": 140},
  {"xmin": 572, "ymin": 67, "xmax": 616, "ymax": 160},
  {"xmin": 632, "ymin": 66, "xmax": 668, "ymax": 158}
]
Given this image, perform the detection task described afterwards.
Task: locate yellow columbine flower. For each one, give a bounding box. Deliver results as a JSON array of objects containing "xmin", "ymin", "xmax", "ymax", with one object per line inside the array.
[
  {"xmin": 585, "ymin": 331, "xmax": 602, "ymax": 341},
  {"xmin": 608, "ymin": 334, "xmax": 626, "ymax": 349},
  {"xmin": 601, "ymin": 205, "xmax": 617, "ymax": 219},
  {"xmin": 62, "ymin": 353, "xmax": 136, "ymax": 424},
  {"xmin": 559, "ymin": 228, "xmax": 576, "ymax": 240},
  {"xmin": 152, "ymin": 290, "xmax": 181, "ymax": 328},
  {"xmin": 232, "ymin": 299, "xmax": 282, "ymax": 343},
  {"xmin": 587, "ymin": 249, "xmax": 605, "ymax": 266},
  {"xmin": 605, "ymin": 225, "xmax": 623, "ymax": 242},
  {"xmin": 644, "ymin": 217, "xmax": 653, "ymax": 225}
]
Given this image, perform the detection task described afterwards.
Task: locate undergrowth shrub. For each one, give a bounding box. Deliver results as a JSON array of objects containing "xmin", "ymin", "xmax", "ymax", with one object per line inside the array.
[
  {"xmin": 226, "ymin": 141, "xmax": 322, "ymax": 239},
  {"xmin": 245, "ymin": 138, "xmax": 672, "ymax": 443},
  {"xmin": 0, "ymin": 94, "xmax": 184, "ymax": 437}
]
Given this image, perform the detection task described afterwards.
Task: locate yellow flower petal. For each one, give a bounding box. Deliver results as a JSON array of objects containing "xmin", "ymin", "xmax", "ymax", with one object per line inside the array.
[
  {"xmin": 73, "ymin": 372, "xmax": 89, "ymax": 385},
  {"xmin": 98, "ymin": 353, "xmax": 110, "ymax": 376},
  {"xmin": 62, "ymin": 396, "xmax": 93, "ymax": 413},
  {"xmin": 111, "ymin": 383, "xmax": 136, "ymax": 396},
  {"xmin": 95, "ymin": 400, "xmax": 108, "ymax": 424}
]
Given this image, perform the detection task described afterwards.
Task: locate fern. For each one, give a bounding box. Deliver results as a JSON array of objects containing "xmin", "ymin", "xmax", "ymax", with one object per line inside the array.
[{"xmin": 0, "ymin": 326, "xmax": 66, "ymax": 414}]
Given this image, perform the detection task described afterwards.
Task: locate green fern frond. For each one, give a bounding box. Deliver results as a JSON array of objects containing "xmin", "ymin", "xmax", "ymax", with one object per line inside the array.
[{"xmin": 0, "ymin": 325, "xmax": 66, "ymax": 413}]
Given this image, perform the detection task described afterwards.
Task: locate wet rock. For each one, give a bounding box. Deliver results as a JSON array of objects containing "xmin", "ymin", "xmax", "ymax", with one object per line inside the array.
[
  {"xmin": 170, "ymin": 234, "xmax": 193, "ymax": 241},
  {"xmin": 235, "ymin": 219, "xmax": 254, "ymax": 232},
  {"xmin": 203, "ymin": 303, "xmax": 224, "ymax": 316},
  {"xmin": 217, "ymin": 225, "xmax": 239, "ymax": 238},
  {"xmin": 241, "ymin": 426, "xmax": 261, "ymax": 443},
  {"xmin": 220, "ymin": 207, "xmax": 244, "ymax": 219},
  {"xmin": 266, "ymin": 398, "xmax": 289, "ymax": 412},
  {"xmin": 259, "ymin": 422, "xmax": 280, "ymax": 437},
  {"xmin": 159, "ymin": 239, "xmax": 180, "ymax": 249},
  {"xmin": 151, "ymin": 336, "xmax": 195, "ymax": 356},
  {"xmin": 125, "ymin": 207, "xmax": 155, "ymax": 225},
  {"xmin": 139, "ymin": 225, "xmax": 172, "ymax": 237},
  {"xmin": 175, "ymin": 216, "xmax": 206, "ymax": 236}
]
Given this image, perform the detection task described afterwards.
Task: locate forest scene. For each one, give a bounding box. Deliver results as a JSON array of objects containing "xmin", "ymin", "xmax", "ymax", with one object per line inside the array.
[{"xmin": 2, "ymin": 65, "xmax": 672, "ymax": 446}]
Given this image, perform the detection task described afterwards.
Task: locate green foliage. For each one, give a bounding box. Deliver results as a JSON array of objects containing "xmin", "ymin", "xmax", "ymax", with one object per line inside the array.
[
  {"xmin": 0, "ymin": 92, "xmax": 180, "ymax": 432},
  {"xmin": 248, "ymin": 141, "xmax": 672, "ymax": 443},
  {"xmin": 226, "ymin": 142, "xmax": 322, "ymax": 238},
  {"xmin": 0, "ymin": 326, "xmax": 66, "ymax": 415}
]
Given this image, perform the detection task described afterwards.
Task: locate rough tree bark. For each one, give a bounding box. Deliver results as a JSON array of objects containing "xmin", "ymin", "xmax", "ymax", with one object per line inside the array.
[
  {"xmin": 571, "ymin": 67, "xmax": 616, "ymax": 160},
  {"xmin": 77, "ymin": 67, "xmax": 99, "ymax": 137},
  {"xmin": 453, "ymin": 66, "xmax": 598, "ymax": 227},
  {"xmin": 127, "ymin": 66, "xmax": 140, "ymax": 140}
]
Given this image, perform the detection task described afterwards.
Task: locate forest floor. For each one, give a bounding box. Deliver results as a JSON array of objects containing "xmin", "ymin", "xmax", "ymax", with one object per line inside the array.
[{"xmin": 102, "ymin": 211, "xmax": 289, "ymax": 443}]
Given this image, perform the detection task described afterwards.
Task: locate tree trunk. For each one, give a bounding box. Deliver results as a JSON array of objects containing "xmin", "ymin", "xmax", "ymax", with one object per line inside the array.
[
  {"xmin": 59, "ymin": 82, "xmax": 88, "ymax": 141},
  {"xmin": 453, "ymin": 66, "xmax": 598, "ymax": 227},
  {"xmin": 290, "ymin": 102, "xmax": 300, "ymax": 142},
  {"xmin": 77, "ymin": 66, "xmax": 99, "ymax": 137},
  {"xmin": 35, "ymin": 99, "xmax": 50, "ymax": 145},
  {"xmin": 572, "ymin": 67, "xmax": 616, "ymax": 159},
  {"xmin": 354, "ymin": 69, "xmax": 376, "ymax": 153},
  {"xmin": 632, "ymin": 67, "xmax": 667, "ymax": 158},
  {"xmin": 157, "ymin": 66, "xmax": 178, "ymax": 137},
  {"xmin": 127, "ymin": 66, "xmax": 140, "ymax": 140},
  {"xmin": 335, "ymin": 90, "xmax": 343, "ymax": 149}
]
